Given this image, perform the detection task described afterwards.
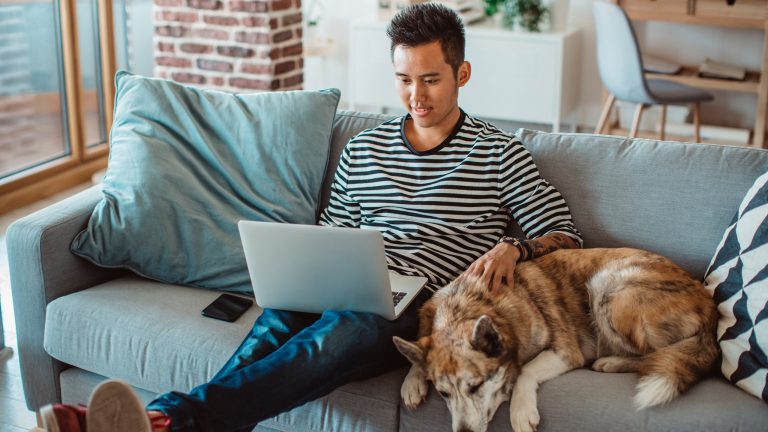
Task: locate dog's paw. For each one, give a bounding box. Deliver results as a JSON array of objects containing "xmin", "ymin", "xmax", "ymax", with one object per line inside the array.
[
  {"xmin": 510, "ymin": 406, "xmax": 540, "ymax": 432},
  {"xmin": 401, "ymin": 367, "xmax": 428, "ymax": 410},
  {"xmin": 510, "ymin": 394, "xmax": 540, "ymax": 432}
]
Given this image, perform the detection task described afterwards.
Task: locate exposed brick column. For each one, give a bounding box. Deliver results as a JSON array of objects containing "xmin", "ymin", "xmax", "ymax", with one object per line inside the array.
[{"xmin": 153, "ymin": 0, "xmax": 303, "ymax": 92}]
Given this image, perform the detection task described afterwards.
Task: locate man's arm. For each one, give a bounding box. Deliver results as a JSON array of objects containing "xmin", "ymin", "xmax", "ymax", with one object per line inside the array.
[
  {"xmin": 509, "ymin": 232, "xmax": 580, "ymax": 261},
  {"xmin": 470, "ymin": 232, "xmax": 579, "ymax": 291},
  {"xmin": 468, "ymin": 139, "xmax": 582, "ymax": 290},
  {"xmin": 500, "ymin": 140, "xmax": 582, "ymax": 249}
]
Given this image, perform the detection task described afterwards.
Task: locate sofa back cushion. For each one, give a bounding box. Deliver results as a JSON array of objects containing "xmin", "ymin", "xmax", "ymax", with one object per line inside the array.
[
  {"xmin": 72, "ymin": 72, "xmax": 340, "ymax": 293},
  {"xmin": 516, "ymin": 129, "xmax": 768, "ymax": 279}
]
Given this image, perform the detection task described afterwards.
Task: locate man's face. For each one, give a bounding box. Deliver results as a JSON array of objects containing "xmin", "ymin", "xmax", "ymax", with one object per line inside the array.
[{"xmin": 393, "ymin": 41, "xmax": 469, "ymax": 132}]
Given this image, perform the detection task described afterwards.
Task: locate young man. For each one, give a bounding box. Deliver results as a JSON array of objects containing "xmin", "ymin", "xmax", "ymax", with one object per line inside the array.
[{"xmin": 40, "ymin": 3, "xmax": 581, "ymax": 431}]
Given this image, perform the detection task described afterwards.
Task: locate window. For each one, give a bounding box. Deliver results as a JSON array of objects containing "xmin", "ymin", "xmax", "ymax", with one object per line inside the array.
[{"xmin": 0, "ymin": 0, "xmax": 117, "ymax": 213}]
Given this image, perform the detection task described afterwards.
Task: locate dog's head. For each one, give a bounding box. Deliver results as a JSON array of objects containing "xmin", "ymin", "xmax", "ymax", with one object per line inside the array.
[{"xmin": 394, "ymin": 315, "xmax": 517, "ymax": 432}]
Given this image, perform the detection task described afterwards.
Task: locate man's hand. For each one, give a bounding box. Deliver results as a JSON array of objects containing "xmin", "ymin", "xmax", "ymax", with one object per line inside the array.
[
  {"xmin": 466, "ymin": 233, "xmax": 579, "ymax": 292},
  {"xmin": 466, "ymin": 242, "xmax": 520, "ymax": 292}
]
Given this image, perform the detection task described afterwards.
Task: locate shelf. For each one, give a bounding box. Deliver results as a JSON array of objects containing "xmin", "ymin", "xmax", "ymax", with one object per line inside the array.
[
  {"xmin": 646, "ymin": 65, "xmax": 761, "ymax": 94},
  {"xmin": 618, "ymin": 0, "xmax": 768, "ymax": 29},
  {"xmin": 622, "ymin": 11, "xmax": 766, "ymax": 30}
]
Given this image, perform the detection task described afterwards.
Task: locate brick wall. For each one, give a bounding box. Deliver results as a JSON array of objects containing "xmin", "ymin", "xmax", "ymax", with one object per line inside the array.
[{"xmin": 153, "ymin": 0, "xmax": 303, "ymax": 92}]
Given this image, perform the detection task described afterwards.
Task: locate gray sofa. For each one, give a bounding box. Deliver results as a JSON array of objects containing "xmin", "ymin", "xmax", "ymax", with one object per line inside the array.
[{"xmin": 8, "ymin": 110, "xmax": 768, "ymax": 431}]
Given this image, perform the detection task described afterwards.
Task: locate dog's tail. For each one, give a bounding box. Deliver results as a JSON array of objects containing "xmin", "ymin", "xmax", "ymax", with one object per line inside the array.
[{"xmin": 634, "ymin": 329, "xmax": 719, "ymax": 410}]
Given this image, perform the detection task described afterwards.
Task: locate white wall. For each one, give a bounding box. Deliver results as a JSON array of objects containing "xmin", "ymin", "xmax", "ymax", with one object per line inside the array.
[
  {"xmin": 126, "ymin": 0, "xmax": 155, "ymax": 77},
  {"xmin": 302, "ymin": 0, "xmax": 378, "ymax": 104},
  {"xmin": 304, "ymin": 0, "xmax": 765, "ymax": 130}
]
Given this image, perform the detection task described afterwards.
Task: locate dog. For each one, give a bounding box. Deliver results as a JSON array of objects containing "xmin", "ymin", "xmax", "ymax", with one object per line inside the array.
[{"xmin": 393, "ymin": 248, "xmax": 719, "ymax": 432}]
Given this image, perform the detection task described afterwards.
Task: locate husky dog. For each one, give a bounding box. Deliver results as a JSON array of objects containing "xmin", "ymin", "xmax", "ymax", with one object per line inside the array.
[{"xmin": 393, "ymin": 248, "xmax": 719, "ymax": 432}]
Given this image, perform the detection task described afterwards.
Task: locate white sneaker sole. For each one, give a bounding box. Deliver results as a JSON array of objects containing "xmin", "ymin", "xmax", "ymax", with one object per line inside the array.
[
  {"xmin": 38, "ymin": 404, "xmax": 62, "ymax": 432},
  {"xmin": 86, "ymin": 380, "xmax": 152, "ymax": 432}
]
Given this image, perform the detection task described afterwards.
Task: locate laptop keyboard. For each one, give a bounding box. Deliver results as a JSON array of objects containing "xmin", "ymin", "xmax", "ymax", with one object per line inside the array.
[{"xmin": 392, "ymin": 291, "xmax": 407, "ymax": 307}]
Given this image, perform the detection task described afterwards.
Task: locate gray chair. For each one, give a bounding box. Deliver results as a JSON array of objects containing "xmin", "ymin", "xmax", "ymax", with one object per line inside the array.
[{"xmin": 593, "ymin": 2, "xmax": 714, "ymax": 142}]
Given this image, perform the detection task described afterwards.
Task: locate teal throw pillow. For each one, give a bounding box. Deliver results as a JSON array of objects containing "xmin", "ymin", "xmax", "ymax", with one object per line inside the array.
[{"xmin": 71, "ymin": 71, "xmax": 340, "ymax": 293}]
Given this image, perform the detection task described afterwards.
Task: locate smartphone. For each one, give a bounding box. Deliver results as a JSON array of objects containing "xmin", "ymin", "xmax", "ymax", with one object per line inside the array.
[{"xmin": 201, "ymin": 293, "xmax": 253, "ymax": 322}]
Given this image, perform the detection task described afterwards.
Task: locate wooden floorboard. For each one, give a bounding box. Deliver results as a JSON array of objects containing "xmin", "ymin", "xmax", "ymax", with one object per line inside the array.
[
  {"xmin": 0, "ymin": 391, "xmax": 36, "ymax": 430},
  {"xmin": 0, "ymin": 343, "xmax": 35, "ymax": 430},
  {"xmin": 0, "ymin": 422, "xmax": 30, "ymax": 432}
]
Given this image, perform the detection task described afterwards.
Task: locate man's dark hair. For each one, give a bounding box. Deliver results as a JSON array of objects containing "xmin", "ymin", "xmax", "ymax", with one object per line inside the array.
[{"xmin": 386, "ymin": 3, "xmax": 466, "ymax": 75}]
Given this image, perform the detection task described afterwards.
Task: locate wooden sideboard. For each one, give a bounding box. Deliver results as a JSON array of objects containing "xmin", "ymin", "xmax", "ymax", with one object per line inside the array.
[
  {"xmin": 612, "ymin": 0, "xmax": 768, "ymax": 148},
  {"xmin": 349, "ymin": 20, "xmax": 581, "ymax": 132}
]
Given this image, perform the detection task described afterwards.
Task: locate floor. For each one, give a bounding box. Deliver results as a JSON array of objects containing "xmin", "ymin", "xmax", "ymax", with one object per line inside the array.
[{"xmin": 0, "ymin": 183, "xmax": 92, "ymax": 431}]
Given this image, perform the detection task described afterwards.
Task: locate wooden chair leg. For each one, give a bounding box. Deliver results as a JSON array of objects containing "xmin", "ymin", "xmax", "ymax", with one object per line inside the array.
[
  {"xmin": 629, "ymin": 104, "xmax": 645, "ymax": 138},
  {"xmin": 693, "ymin": 103, "xmax": 702, "ymax": 142},
  {"xmin": 595, "ymin": 93, "xmax": 616, "ymax": 134},
  {"xmin": 659, "ymin": 104, "xmax": 667, "ymax": 140}
]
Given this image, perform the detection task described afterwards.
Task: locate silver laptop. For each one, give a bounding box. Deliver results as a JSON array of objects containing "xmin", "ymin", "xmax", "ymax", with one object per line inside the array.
[{"xmin": 238, "ymin": 221, "xmax": 428, "ymax": 320}]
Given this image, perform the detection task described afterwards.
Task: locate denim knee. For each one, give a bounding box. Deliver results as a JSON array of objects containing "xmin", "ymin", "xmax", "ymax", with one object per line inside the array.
[{"xmin": 315, "ymin": 310, "xmax": 410, "ymax": 357}]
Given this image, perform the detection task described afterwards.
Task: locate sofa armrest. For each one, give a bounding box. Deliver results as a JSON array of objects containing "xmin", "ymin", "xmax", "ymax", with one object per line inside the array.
[{"xmin": 6, "ymin": 186, "xmax": 123, "ymax": 410}]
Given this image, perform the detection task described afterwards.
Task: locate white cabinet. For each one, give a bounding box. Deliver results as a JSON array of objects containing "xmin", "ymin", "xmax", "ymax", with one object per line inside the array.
[{"xmin": 349, "ymin": 20, "xmax": 581, "ymax": 132}]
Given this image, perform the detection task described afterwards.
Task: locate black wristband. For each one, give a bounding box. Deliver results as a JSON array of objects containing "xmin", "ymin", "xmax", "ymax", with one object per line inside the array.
[{"xmin": 498, "ymin": 236, "xmax": 530, "ymax": 262}]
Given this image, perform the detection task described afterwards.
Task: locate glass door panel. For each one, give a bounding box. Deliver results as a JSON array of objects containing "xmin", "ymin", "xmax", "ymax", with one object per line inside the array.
[
  {"xmin": 76, "ymin": 0, "xmax": 107, "ymax": 148},
  {"xmin": 0, "ymin": 1, "xmax": 69, "ymax": 179}
]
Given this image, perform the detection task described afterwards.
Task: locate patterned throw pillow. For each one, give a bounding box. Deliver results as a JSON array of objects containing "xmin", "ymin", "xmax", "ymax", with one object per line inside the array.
[{"xmin": 704, "ymin": 171, "xmax": 768, "ymax": 402}]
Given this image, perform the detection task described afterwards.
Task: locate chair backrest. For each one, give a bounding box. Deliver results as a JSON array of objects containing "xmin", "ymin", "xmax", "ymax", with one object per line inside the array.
[{"xmin": 593, "ymin": 2, "xmax": 653, "ymax": 103}]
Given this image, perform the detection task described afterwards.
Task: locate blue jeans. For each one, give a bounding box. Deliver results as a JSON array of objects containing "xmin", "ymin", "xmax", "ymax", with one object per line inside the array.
[{"xmin": 147, "ymin": 290, "xmax": 431, "ymax": 432}]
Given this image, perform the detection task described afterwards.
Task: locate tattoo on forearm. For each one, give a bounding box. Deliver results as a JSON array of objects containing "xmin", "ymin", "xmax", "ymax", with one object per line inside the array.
[
  {"xmin": 550, "ymin": 233, "xmax": 575, "ymax": 248},
  {"xmin": 523, "ymin": 233, "xmax": 577, "ymax": 259},
  {"xmin": 525, "ymin": 240, "xmax": 558, "ymax": 259}
]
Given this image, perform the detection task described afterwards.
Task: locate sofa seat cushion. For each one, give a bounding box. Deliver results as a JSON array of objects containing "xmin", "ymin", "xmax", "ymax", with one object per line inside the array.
[
  {"xmin": 255, "ymin": 369, "xmax": 405, "ymax": 432},
  {"xmin": 59, "ymin": 367, "xmax": 404, "ymax": 432},
  {"xmin": 44, "ymin": 276, "xmax": 262, "ymax": 394},
  {"xmin": 399, "ymin": 369, "xmax": 768, "ymax": 431},
  {"xmin": 46, "ymin": 275, "xmax": 405, "ymax": 431}
]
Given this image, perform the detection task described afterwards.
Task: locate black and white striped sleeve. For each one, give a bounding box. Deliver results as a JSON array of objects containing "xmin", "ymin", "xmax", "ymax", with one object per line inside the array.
[
  {"xmin": 499, "ymin": 139, "xmax": 583, "ymax": 246},
  {"xmin": 319, "ymin": 147, "xmax": 361, "ymax": 228}
]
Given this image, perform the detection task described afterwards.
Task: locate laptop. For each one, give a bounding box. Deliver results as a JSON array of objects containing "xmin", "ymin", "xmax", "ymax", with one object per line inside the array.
[{"xmin": 238, "ymin": 221, "xmax": 428, "ymax": 320}]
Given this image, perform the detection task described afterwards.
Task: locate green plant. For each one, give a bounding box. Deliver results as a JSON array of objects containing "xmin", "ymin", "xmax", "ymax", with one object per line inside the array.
[
  {"xmin": 483, "ymin": 0, "xmax": 504, "ymax": 17},
  {"xmin": 503, "ymin": 0, "xmax": 549, "ymax": 32}
]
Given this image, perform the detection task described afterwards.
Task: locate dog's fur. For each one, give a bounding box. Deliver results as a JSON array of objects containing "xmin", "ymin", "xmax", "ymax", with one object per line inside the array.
[{"xmin": 393, "ymin": 248, "xmax": 719, "ymax": 432}]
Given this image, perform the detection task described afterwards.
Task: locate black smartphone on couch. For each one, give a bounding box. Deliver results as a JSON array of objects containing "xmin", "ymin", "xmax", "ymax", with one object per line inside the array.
[{"xmin": 201, "ymin": 293, "xmax": 253, "ymax": 322}]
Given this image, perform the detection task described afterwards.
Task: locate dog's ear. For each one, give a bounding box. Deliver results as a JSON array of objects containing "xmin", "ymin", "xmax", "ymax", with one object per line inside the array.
[
  {"xmin": 471, "ymin": 315, "xmax": 502, "ymax": 358},
  {"xmin": 393, "ymin": 336, "xmax": 426, "ymax": 367}
]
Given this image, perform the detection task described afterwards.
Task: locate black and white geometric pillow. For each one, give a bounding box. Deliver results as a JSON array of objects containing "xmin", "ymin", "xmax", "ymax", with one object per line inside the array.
[{"xmin": 704, "ymin": 170, "xmax": 768, "ymax": 402}]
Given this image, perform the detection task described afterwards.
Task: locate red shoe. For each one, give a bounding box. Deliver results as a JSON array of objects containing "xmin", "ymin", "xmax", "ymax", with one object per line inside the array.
[
  {"xmin": 39, "ymin": 380, "xmax": 169, "ymax": 432},
  {"xmin": 39, "ymin": 404, "xmax": 87, "ymax": 432}
]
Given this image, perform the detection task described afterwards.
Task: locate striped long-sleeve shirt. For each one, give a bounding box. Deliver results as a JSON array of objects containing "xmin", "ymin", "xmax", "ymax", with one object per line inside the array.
[{"xmin": 319, "ymin": 111, "xmax": 582, "ymax": 291}]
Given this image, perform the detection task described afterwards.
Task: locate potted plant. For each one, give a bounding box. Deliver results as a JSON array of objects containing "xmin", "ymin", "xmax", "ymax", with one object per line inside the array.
[
  {"xmin": 482, "ymin": 0, "xmax": 504, "ymax": 17},
  {"xmin": 503, "ymin": 0, "xmax": 549, "ymax": 32}
]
